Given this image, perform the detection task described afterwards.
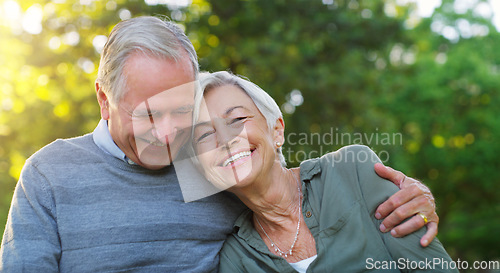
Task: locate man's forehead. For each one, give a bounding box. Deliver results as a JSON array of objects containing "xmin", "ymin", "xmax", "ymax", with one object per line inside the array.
[
  {"xmin": 121, "ymin": 53, "xmax": 197, "ymax": 96},
  {"xmin": 129, "ymin": 80, "xmax": 197, "ymax": 110},
  {"xmin": 148, "ymin": 81, "xmax": 195, "ymax": 100}
]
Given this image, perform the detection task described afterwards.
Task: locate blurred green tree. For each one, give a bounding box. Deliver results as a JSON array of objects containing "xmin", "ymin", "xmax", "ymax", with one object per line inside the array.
[{"xmin": 377, "ymin": 0, "xmax": 500, "ymax": 260}]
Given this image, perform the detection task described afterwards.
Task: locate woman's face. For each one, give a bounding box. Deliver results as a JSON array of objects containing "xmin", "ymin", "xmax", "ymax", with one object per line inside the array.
[{"xmin": 193, "ymin": 84, "xmax": 281, "ymax": 190}]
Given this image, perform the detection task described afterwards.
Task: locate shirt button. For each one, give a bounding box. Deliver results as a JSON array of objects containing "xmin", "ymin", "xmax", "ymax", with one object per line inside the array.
[{"xmin": 305, "ymin": 211, "xmax": 312, "ymax": 218}]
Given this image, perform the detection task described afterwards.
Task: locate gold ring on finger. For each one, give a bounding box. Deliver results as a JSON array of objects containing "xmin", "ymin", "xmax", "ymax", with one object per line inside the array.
[{"xmin": 417, "ymin": 213, "xmax": 428, "ymax": 224}]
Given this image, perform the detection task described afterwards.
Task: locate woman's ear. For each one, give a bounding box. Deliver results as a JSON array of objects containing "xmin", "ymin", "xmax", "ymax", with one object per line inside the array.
[
  {"xmin": 96, "ymin": 82, "xmax": 110, "ymax": 120},
  {"xmin": 273, "ymin": 117, "xmax": 285, "ymax": 148}
]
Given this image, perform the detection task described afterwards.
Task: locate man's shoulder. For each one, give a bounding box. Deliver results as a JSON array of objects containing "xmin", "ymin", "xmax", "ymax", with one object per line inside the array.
[
  {"xmin": 27, "ymin": 133, "xmax": 99, "ymax": 167},
  {"xmin": 322, "ymin": 145, "xmax": 397, "ymax": 207},
  {"xmin": 316, "ymin": 145, "xmax": 381, "ymax": 183},
  {"xmin": 320, "ymin": 144, "xmax": 374, "ymax": 163},
  {"xmin": 300, "ymin": 145, "xmax": 382, "ymax": 199},
  {"xmin": 300, "ymin": 145, "xmax": 375, "ymax": 176}
]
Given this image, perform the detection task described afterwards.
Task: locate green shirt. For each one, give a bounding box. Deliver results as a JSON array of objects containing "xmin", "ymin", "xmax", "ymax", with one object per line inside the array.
[{"xmin": 219, "ymin": 145, "xmax": 457, "ymax": 272}]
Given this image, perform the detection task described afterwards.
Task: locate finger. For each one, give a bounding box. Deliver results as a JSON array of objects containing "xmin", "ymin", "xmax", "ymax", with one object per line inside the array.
[
  {"xmin": 389, "ymin": 214, "xmax": 426, "ymax": 238},
  {"xmin": 399, "ymin": 180, "xmax": 436, "ymax": 214},
  {"xmin": 380, "ymin": 198, "xmax": 439, "ymax": 235},
  {"xmin": 400, "ymin": 180, "xmax": 436, "ymax": 213},
  {"xmin": 374, "ymin": 163, "xmax": 406, "ymax": 188},
  {"xmin": 379, "ymin": 193, "xmax": 432, "ymax": 231},
  {"xmin": 420, "ymin": 222, "xmax": 438, "ymax": 247},
  {"xmin": 375, "ymin": 186, "xmax": 418, "ymax": 220},
  {"xmin": 379, "ymin": 199, "xmax": 422, "ymax": 232},
  {"xmin": 404, "ymin": 177, "xmax": 431, "ymax": 194}
]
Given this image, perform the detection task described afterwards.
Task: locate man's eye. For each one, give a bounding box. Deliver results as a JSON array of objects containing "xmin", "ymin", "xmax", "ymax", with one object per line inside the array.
[
  {"xmin": 173, "ymin": 109, "xmax": 192, "ymax": 115},
  {"xmin": 132, "ymin": 112, "xmax": 153, "ymax": 119},
  {"xmin": 173, "ymin": 106, "xmax": 194, "ymax": 115}
]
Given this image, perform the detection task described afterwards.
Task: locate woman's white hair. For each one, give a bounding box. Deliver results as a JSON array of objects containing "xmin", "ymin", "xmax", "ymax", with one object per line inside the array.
[
  {"xmin": 193, "ymin": 71, "xmax": 286, "ymax": 166},
  {"xmin": 96, "ymin": 16, "xmax": 198, "ymax": 104}
]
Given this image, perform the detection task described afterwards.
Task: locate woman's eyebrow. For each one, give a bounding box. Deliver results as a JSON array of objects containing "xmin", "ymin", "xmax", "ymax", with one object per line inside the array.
[
  {"xmin": 224, "ymin": 106, "xmax": 245, "ymax": 116},
  {"xmin": 193, "ymin": 105, "xmax": 248, "ymax": 129}
]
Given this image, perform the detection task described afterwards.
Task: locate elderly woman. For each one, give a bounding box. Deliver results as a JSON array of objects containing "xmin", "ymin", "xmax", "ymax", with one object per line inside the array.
[{"xmin": 191, "ymin": 71, "xmax": 456, "ymax": 272}]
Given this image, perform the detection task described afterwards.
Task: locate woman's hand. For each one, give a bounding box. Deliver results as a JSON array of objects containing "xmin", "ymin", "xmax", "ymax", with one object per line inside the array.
[{"xmin": 373, "ymin": 163, "xmax": 439, "ymax": 247}]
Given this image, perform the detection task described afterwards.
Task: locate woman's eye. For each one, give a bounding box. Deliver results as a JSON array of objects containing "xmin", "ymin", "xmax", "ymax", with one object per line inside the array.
[
  {"xmin": 230, "ymin": 116, "xmax": 247, "ymax": 124},
  {"xmin": 196, "ymin": 131, "xmax": 214, "ymax": 143}
]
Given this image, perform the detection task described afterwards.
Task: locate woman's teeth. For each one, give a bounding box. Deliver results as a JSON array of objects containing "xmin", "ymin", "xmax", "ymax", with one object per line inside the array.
[{"xmin": 222, "ymin": 151, "xmax": 251, "ymax": 167}]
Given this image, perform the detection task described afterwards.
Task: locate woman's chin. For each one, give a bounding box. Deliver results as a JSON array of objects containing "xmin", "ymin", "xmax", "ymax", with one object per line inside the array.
[{"xmin": 208, "ymin": 165, "xmax": 253, "ymax": 190}]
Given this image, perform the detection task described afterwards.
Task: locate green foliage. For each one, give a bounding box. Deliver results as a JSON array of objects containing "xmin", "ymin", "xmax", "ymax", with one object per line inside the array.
[{"xmin": 0, "ymin": 0, "xmax": 498, "ymax": 267}]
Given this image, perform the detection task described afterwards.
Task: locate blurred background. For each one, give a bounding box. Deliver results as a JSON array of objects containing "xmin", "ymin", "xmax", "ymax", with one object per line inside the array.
[{"xmin": 0, "ymin": 0, "xmax": 499, "ymax": 270}]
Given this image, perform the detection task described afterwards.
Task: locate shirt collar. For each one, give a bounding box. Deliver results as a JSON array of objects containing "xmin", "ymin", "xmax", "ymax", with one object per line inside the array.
[
  {"xmin": 299, "ymin": 156, "xmax": 322, "ymax": 181},
  {"xmin": 232, "ymin": 209, "xmax": 270, "ymax": 252},
  {"xmin": 93, "ymin": 119, "xmax": 134, "ymax": 164}
]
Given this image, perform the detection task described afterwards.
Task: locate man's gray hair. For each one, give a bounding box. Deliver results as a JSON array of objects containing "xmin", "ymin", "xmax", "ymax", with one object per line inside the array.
[
  {"xmin": 194, "ymin": 71, "xmax": 286, "ymax": 166},
  {"xmin": 96, "ymin": 16, "xmax": 198, "ymax": 103}
]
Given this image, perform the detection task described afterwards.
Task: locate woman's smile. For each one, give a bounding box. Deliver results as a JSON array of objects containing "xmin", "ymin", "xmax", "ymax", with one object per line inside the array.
[{"xmin": 220, "ymin": 149, "xmax": 255, "ymax": 168}]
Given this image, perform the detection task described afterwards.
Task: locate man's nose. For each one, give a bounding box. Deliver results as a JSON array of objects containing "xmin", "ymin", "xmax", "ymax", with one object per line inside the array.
[{"xmin": 151, "ymin": 116, "xmax": 178, "ymax": 144}]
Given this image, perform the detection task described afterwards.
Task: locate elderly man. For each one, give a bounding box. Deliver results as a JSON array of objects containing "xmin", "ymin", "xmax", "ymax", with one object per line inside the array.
[{"xmin": 0, "ymin": 16, "xmax": 438, "ymax": 272}]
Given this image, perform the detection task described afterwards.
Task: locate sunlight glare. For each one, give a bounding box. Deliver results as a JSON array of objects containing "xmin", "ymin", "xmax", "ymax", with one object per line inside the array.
[
  {"xmin": 119, "ymin": 9, "xmax": 132, "ymax": 20},
  {"xmin": 2, "ymin": 0, "xmax": 22, "ymax": 33},
  {"xmin": 474, "ymin": 2, "xmax": 493, "ymax": 18},
  {"xmin": 3, "ymin": 0, "xmax": 21, "ymax": 22},
  {"xmin": 78, "ymin": 58, "xmax": 95, "ymax": 74},
  {"xmin": 63, "ymin": 31, "xmax": 80, "ymax": 46},
  {"xmin": 106, "ymin": 1, "xmax": 117, "ymax": 10},
  {"xmin": 145, "ymin": 0, "xmax": 191, "ymax": 9},
  {"xmin": 491, "ymin": 0, "xmax": 500, "ymax": 32},
  {"xmin": 48, "ymin": 36, "xmax": 62, "ymax": 50},
  {"xmin": 414, "ymin": 0, "xmax": 441, "ymax": 18},
  {"xmin": 454, "ymin": 0, "xmax": 477, "ymax": 14},
  {"xmin": 415, "ymin": 0, "xmax": 500, "ymax": 33},
  {"xmin": 92, "ymin": 35, "xmax": 108, "ymax": 54},
  {"xmin": 442, "ymin": 26, "xmax": 460, "ymax": 42},
  {"xmin": 22, "ymin": 4, "xmax": 43, "ymax": 34},
  {"xmin": 80, "ymin": 0, "xmax": 92, "ymax": 6}
]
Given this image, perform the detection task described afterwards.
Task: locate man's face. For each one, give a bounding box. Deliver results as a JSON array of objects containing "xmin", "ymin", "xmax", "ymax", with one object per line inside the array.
[{"xmin": 103, "ymin": 53, "xmax": 195, "ymax": 170}]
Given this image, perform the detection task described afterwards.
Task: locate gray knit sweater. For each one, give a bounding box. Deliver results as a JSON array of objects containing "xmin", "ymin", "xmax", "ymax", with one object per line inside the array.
[{"xmin": 0, "ymin": 133, "xmax": 245, "ymax": 272}]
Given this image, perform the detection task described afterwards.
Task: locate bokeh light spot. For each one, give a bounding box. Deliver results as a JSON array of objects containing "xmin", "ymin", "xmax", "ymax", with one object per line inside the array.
[
  {"xmin": 432, "ymin": 135, "xmax": 446, "ymax": 148},
  {"xmin": 92, "ymin": 35, "xmax": 108, "ymax": 54},
  {"xmin": 22, "ymin": 4, "xmax": 43, "ymax": 34}
]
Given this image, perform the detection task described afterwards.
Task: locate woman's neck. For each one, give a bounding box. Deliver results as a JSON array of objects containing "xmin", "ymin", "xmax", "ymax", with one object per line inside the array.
[
  {"xmin": 231, "ymin": 164, "xmax": 302, "ymax": 230},
  {"xmin": 231, "ymin": 163, "xmax": 317, "ymax": 262}
]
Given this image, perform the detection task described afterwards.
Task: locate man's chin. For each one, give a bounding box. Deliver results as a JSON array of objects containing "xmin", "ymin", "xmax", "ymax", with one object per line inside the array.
[
  {"xmin": 138, "ymin": 152, "xmax": 175, "ymax": 167},
  {"xmin": 135, "ymin": 147, "xmax": 177, "ymax": 168},
  {"xmin": 139, "ymin": 161, "xmax": 172, "ymax": 170}
]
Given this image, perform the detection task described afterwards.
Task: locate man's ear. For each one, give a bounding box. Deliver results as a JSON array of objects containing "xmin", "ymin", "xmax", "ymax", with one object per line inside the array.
[
  {"xmin": 273, "ymin": 117, "xmax": 285, "ymax": 147},
  {"xmin": 96, "ymin": 82, "xmax": 110, "ymax": 120}
]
